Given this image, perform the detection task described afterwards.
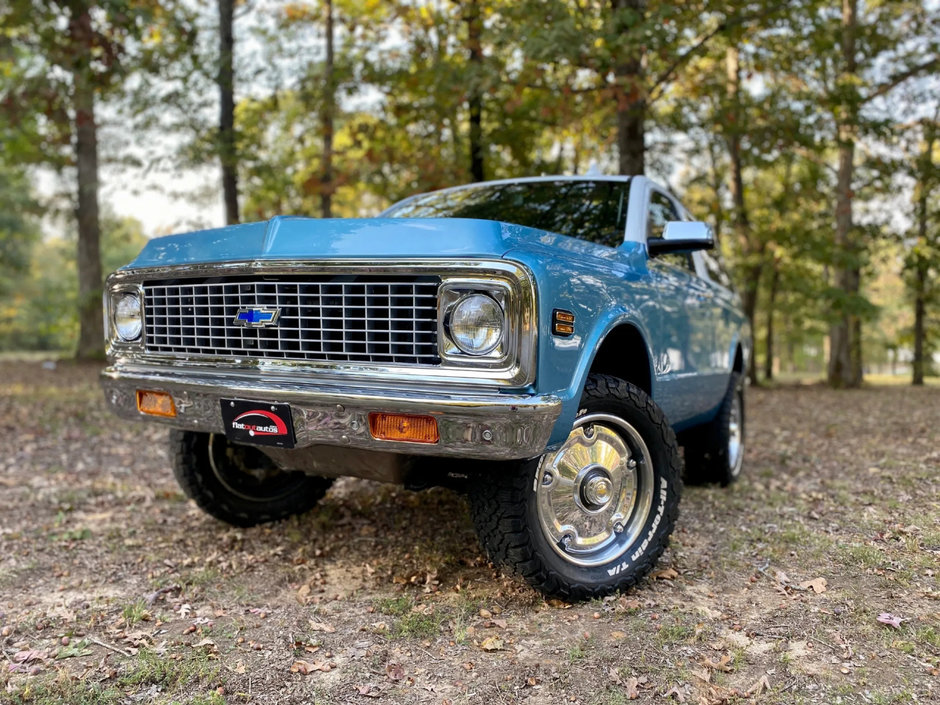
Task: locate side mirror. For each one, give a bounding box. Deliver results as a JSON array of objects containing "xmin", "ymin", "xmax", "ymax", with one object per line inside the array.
[{"xmin": 647, "ymin": 221, "xmax": 715, "ymax": 256}]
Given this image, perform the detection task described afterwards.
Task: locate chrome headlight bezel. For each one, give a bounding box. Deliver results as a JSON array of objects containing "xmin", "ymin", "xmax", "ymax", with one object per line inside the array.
[
  {"xmin": 107, "ymin": 284, "xmax": 145, "ymax": 347},
  {"xmin": 438, "ymin": 279, "xmax": 514, "ymax": 366}
]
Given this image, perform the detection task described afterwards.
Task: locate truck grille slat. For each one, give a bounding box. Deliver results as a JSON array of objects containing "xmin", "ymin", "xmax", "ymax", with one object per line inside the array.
[{"xmin": 143, "ymin": 276, "xmax": 441, "ymax": 365}]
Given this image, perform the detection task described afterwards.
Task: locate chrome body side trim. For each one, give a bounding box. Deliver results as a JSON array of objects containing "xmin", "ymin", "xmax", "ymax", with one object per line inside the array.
[
  {"xmin": 104, "ymin": 259, "xmax": 537, "ymax": 390},
  {"xmin": 101, "ymin": 365, "xmax": 561, "ymax": 461}
]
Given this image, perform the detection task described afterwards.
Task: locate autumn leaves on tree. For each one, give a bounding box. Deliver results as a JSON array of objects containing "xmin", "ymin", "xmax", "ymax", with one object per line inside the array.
[{"xmin": 0, "ymin": 0, "xmax": 937, "ymax": 383}]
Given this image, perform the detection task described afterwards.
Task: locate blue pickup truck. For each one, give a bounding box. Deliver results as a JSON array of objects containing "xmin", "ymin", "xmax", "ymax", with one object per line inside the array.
[{"xmin": 102, "ymin": 175, "xmax": 750, "ymax": 600}]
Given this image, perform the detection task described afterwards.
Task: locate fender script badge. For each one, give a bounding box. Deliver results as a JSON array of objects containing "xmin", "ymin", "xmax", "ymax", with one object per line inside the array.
[{"xmin": 233, "ymin": 307, "xmax": 280, "ymax": 328}]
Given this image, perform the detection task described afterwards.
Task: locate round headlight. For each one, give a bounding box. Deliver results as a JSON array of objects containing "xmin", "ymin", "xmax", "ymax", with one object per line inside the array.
[
  {"xmin": 449, "ymin": 294, "xmax": 503, "ymax": 355},
  {"xmin": 114, "ymin": 293, "xmax": 142, "ymax": 341}
]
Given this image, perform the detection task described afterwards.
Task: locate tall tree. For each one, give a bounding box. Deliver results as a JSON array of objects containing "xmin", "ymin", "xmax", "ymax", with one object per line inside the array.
[
  {"xmin": 1, "ymin": 0, "xmax": 193, "ymax": 359},
  {"xmin": 611, "ymin": 0, "xmax": 647, "ymax": 175},
  {"xmin": 319, "ymin": 0, "xmax": 335, "ymax": 217},
  {"xmin": 218, "ymin": 0, "xmax": 239, "ymax": 224},
  {"xmin": 827, "ymin": 0, "xmax": 861, "ymax": 387},
  {"xmin": 463, "ymin": 0, "xmax": 485, "ymax": 181},
  {"xmin": 906, "ymin": 117, "xmax": 939, "ymax": 385},
  {"xmin": 70, "ymin": 5, "xmax": 103, "ymax": 360}
]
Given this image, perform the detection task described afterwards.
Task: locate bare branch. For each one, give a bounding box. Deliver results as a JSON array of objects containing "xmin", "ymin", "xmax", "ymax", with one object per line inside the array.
[
  {"xmin": 648, "ymin": 3, "xmax": 789, "ymax": 105},
  {"xmin": 862, "ymin": 57, "xmax": 939, "ymax": 104}
]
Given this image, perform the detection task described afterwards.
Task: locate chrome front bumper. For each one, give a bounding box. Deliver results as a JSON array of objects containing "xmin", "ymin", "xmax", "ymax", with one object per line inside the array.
[{"xmin": 101, "ymin": 365, "xmax": 561, "ymax": 461}]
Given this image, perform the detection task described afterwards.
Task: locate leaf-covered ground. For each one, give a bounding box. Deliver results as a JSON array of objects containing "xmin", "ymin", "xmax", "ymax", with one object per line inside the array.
[{"xmin": 1, "ymin": 362, "xmax": 937, "ymax": 704}]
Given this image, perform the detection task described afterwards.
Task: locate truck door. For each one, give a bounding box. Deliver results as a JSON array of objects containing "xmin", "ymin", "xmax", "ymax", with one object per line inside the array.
[{"xmin": 643, "ymin": 190, "xmax": 717, "ymax": 425}]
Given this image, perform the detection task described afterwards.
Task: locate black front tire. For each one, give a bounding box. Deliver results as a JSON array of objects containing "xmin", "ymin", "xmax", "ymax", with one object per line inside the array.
[
  {"xmin": 682, "ymin": 371, "xmax": 745, "ymax": 487},
  {"xmin": 170, "ymin": 430, "xmax": 333, "ymax": 527},
  {"xmin": 468, "ymin": 374, "xmax": 682, "ymax": 601}
]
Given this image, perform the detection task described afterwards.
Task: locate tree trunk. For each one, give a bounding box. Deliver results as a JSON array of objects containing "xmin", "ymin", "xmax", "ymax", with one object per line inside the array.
[
  {"xmin": 911, "ymin": 122, "xmax": 935, "ymax": 385},
  {"xmin": 912, "ymin": 257, "xmax": 926, "ymax": 385},
  {"xmin": 466, "ymin": 0, "xmax": 484, "ymax": 181},
  {"xmin": 612, "ymin": 0, "xmax": 646, "ymax": 175},
  {"xmin": 320, "ymin": 0, "xmax": 335, "ymax": 217},
  {"xmin": 72, "ymin": 9, "xmax": 104, "ymax": 361},
  {"xmin": 827, "ymin": 0, "xmax": 862, "ymax": 388},
  {"xmin": 725, "ymin": 45, "xmax": 762, "ymax": 386},
  {"xmin": 764, "ymin": 260, "xmax": 780, "ymax": 381},
  {"xmin": 218, "ymin": 0, "xmax": 239, "ymax": 224}
]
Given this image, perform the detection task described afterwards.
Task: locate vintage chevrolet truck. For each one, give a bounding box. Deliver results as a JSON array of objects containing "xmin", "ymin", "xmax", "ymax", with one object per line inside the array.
[{"xmin": 102, "ymin": 175, "xmax": 750, "ymax": 599}]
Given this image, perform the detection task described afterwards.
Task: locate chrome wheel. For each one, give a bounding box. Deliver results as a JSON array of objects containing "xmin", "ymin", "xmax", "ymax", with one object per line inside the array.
[
  {"xmin": 207, "ymin": 434, "xmax": 298, "ymax": 503},
  {"xmin": 535, "ymin": 412, "xmax": 655, "ymax": 567},
  {"xmin": 727, "ymin": 389, "xmax": 744, "ymax": 478}
]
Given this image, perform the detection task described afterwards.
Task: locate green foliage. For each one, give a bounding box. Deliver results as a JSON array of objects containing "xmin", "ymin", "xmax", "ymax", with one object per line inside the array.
[
  {"xmin": 0, "ymin": 0, "xmax": 935, "ymax": 375},
  {"xmin": 0, "ymin": 164, "xmax": 40, "ymax": 297},
  {"xmin": 0, "ymin": 213, "xmax": 147, "ymax": 352}
]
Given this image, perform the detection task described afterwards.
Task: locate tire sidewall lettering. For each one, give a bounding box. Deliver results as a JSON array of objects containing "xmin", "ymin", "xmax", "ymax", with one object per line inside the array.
[{"xmin": 606, "ymin": 476, "xmax": 669, "ymax": 576}]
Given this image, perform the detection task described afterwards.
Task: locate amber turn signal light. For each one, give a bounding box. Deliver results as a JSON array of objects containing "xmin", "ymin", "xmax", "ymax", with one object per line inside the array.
[
  {"xmin": 368, "ymin": 412, "xmax": 439, "ymax": 444},
  {"xmin": 137, "ymin": 390, "xmax": 177, "ymax": 418}
]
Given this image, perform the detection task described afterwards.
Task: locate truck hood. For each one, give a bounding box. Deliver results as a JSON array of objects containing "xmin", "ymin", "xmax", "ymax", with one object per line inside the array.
[{"xmin": 126, "ymin": 217, "xmax": 567, "ymax": 268}]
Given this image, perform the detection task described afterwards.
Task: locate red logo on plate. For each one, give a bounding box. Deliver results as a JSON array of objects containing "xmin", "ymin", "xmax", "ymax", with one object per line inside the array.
[{"xmin": 231, "ymin": 410, "xmax": 288, "ymax": 437}]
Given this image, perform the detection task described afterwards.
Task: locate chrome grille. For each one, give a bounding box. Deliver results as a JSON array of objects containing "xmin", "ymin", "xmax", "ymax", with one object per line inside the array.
[{"xmin": 143, "ymin": 275, "xmax": 440, "ymax": 365}]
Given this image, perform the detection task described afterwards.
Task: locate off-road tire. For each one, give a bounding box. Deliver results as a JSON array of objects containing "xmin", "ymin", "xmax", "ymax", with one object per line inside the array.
[
  {"xmin": 468, "ymin": 374, "xmax": 682, "ymax": 601},
  {"xmin": 170, "ymin": 430, "xmax": 332, "ymax": 527},
  {"xmin": 682, "ymin": 372, "xmax": 745, "ymax": 487}
]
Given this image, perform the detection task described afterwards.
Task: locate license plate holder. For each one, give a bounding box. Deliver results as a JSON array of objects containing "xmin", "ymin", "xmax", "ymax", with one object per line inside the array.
[{"xmin": 220, "ymin": 399, "xmax": 296, "ymax": 448}]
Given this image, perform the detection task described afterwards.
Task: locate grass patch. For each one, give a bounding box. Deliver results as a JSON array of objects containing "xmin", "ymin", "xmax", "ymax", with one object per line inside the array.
[
  {"xmin": 394, "ymin": 610, "xmax": 443, "ymax": 639},
  {"xmin": 118, "ymin": 648, "xmax": 220, "ymax": 693},
  {"xmin": 375, "ymin": 595, "xmax": 413, "ymax": 617},
  {"xmin": 122, "ymin": 599, "xmax": 150, "ymax": 626},
  {"xmin": 2, "ymin": 678, "xmax": 123, "ymax": 705}
]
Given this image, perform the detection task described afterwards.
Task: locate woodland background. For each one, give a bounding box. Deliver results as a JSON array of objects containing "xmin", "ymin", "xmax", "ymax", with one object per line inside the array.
[{"xmin": 0, "ymin": 0, "xmax": 938, "ymax": 388}]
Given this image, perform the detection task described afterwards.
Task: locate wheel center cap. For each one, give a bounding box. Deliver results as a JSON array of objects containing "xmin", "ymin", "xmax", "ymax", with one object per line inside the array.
[{"xmin": 582, "ymin": 475, "xmax": 613, "ymax": 508}]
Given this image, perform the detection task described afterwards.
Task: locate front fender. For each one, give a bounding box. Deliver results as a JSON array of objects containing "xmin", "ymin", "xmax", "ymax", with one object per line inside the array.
[{"xmin": 545, "ymin": 311, "xmax": 657, "ymax": 447}]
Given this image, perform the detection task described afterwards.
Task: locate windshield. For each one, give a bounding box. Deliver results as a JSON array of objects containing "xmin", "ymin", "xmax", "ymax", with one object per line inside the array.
[{"xmin": 383, "ymin": 179, "xmax": 631, "ymax": 248}]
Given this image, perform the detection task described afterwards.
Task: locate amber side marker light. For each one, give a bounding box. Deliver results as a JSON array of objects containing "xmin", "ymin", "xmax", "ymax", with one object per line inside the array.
[
  {"xmin": 369, "ymin": 412, "xmax": 439, "ymax": 444},
  {"xmin": 553, "ymin": 309, "xmax": 575, "ymax": 336},
  {"xmin": 137, "ymin": 390, "xmax": 177, "ymax": 418}
]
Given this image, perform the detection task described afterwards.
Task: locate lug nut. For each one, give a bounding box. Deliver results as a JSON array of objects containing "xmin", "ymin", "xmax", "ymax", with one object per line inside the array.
[
  {"xmin": 541, "ymin": 471, "xmax": 553, "ymax": 486},
  {"xmin": 613, "ymin": 522, "xmax": 624, "ymax": 534},
  {"xmin": 583, "ymin": 425, "xmax": 595, "ymax": 438},
  {"xmin": 627, "ymin": 458, "xmax": 637, "ymax": 469},
  {"xmin": 481, "ymin": 429, "xmax": 493, "ymax": 442}
]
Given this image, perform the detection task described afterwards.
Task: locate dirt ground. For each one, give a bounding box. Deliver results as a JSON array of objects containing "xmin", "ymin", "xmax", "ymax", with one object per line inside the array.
[{"xmin": 0, "ymin": 361, "xmax": 937, "ymax": 705}]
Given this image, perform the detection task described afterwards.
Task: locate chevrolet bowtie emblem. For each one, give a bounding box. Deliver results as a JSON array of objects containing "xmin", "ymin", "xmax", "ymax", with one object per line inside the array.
[{"xmin": 233, "ymin": 307, "xmax": 280, "ymax": 328}]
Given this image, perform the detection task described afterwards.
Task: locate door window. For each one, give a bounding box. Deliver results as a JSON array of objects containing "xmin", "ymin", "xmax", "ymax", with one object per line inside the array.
[{"xmin": 647, "ymin": 191, "xmax": 695, "ymax": 273}]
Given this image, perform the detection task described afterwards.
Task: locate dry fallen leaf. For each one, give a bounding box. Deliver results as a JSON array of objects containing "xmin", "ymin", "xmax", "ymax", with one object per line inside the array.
[
  {"xmin": 291, "ymin": 660, "xmax": 315, "ymax": 675},
  {"xmin": 481, "ymin": 636, "xmax": 504, "ymax": 652},
  {"xmin": 877, "ymin": 613, "xmax": 906, "ymax": 629},
  {"xmin": 191, "ymin": 638, "xmax": 217, "ymax": 651},
  {"xmin": 291, "ymin": 659, "xmax": 333, "ymax": 674},
  {"xmin": 625, "ymin": 676, "xmax": 639, "ymax": 699},
  {"xmin": 385, "ymin": 663, "xmax": 404, "ymax": 681},
  {"xmin": 745, "ymin": 674, "xmax": 771, "ymax": 696},
  {"xmin": 650, "ymin": 568, "xmax": 679, "ymax": 580},
  {"xmin": 13, "ymin": 650, "xmax": 47, "ymax": 664},
  {"xmin": 799, "ymin": 577, "xmax": 827, "ymax": 594},
  {"xmin": 702, "ymin": 654, "xmax": 733, "ymax": 673},
  {"xmin": 663, "ymin": 685, "xmax": 686, "ymax": 702}
]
